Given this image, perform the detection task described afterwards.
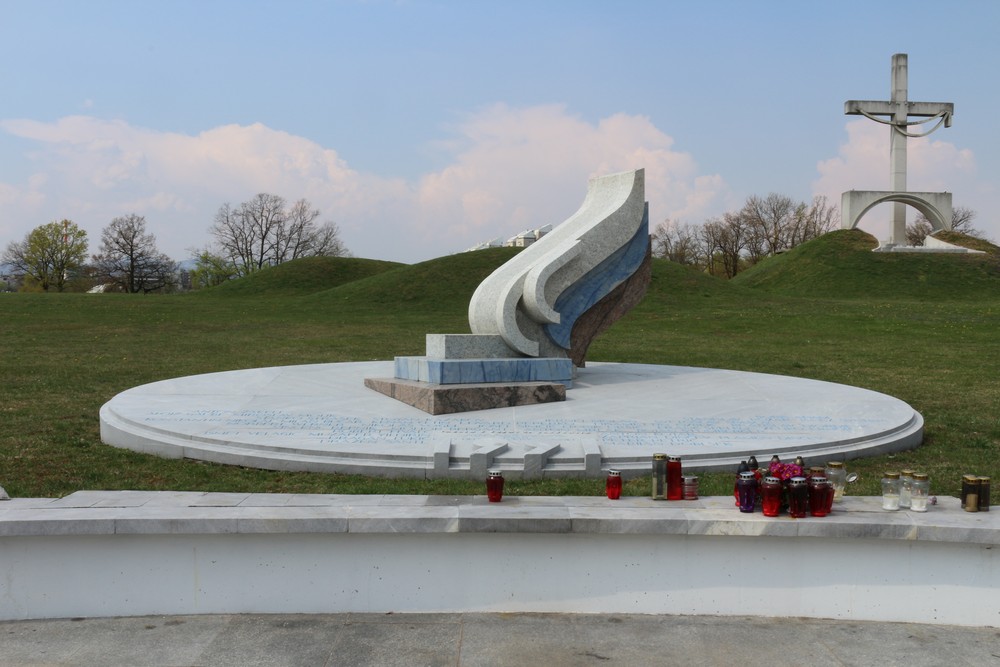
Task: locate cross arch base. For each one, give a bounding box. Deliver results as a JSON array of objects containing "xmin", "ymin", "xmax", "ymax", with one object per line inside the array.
[{"xmin": 841, "ymin": 191, "xmax": 952, "ymax": 234}]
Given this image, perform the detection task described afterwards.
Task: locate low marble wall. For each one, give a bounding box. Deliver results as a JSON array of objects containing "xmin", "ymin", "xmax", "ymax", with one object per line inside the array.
[{"xmin": 1, "ymin": 492, "xmax": 997, "ymax": 626}]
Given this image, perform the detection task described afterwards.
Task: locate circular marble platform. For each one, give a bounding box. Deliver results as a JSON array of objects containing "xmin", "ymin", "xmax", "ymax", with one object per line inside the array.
[{"xmin": 99, "ymin": 361, "xmax": 923, "ymax": 479}]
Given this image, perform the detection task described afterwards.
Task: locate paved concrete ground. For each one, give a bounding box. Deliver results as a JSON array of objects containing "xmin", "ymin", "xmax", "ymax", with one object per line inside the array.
[{"xmin": 2, "ymin": 613, "xmax": 998, "ymax": 667}]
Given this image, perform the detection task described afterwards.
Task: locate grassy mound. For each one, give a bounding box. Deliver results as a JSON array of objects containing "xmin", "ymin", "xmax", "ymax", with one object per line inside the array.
[
  {"xmin": 201, "ymin": 256, "xmax": 404, "ymax": 297},
  {"xmin": 732, "ymin": 229, "xmax": 1000, "ymax": 299},
  {"xmin": 932, "ymin": 231, "xmax": 1000, "ymax": 255},
  {"xmin": 308, "ymin": 246, "xmax": 522, "ymax": 312}
]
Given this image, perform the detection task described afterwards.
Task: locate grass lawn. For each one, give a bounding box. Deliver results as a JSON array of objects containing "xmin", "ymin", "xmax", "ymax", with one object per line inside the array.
[{"xmin": 1, "ymin": 231, "xmax": 998, "ymax": 500}]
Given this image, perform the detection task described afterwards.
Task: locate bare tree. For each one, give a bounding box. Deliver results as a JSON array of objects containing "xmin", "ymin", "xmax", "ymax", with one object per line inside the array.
[
  {"xmin": 210, "ymin": 194, "xmax": 349, "ymax": 276},
  {"xmin": 93, "ymin": 214, "xmax": 177, "ymax": 293},
  {"xmin": 742, "ymin": 193, "xmax": 798, "ymax": 262},
  {"xmin": 907, "ymin": 206, "xmax": 984, "ymax": 245},
  {"xmin": 702, "ymin": 213, "xmax": 748, "ymax": 278},
  {"xmin": 789, "ymin": 196, "xmax": 838, "ymax": 247},
  {"xmin": 652, "ymin": 220, "xmax": 704, "ymax": 267},
  {"xmin": 905, "ymin": 219, "xmax": 934, "ymax": 246},
  {"xmin": 652, "ymin": 193, "xmax": 839, "ymax": 279}
]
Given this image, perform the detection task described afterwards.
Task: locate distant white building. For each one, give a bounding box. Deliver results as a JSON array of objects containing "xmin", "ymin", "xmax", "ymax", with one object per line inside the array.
[
  {"xmin": 505, "ymin": 224, "xmax": 553, "ymax": 248},
  {"xmin": 464, "ymin": 224, "xmax": 554, "ymax": 253},
  {"xmin": 464, "ymin": 237, "xmax": 505, "ymax": 252}
]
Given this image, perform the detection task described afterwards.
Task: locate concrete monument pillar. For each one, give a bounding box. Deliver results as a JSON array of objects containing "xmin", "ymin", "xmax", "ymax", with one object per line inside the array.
[{"xmin": 843, "ymin": 54, "xmax": 954, "ymax": 246}]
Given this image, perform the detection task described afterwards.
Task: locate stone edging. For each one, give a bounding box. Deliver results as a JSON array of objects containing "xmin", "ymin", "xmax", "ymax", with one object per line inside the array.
[{"xmin": 0, "ymin": 491, "xmax": 993, "ymax": 545}]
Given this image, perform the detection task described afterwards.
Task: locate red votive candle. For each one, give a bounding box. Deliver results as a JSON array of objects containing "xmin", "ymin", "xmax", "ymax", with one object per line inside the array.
[
  {"xmin": 486, "ymin": 470, "xmax": 504, "ymax": 502},
  {"xmin": 606, "ymin": 470, "xmax": 622, "ymax": 500},
  {"xmin": 761, "ymin": 476, "xmax": 783, "ymax": 517},
  {"xmin": 808, "ymin": 476, "xmax": 834, "ymax": 517},
  {"xmin": 666, "ymin": 456, "xmax": 683, "ymax": 500},
  {"xmin": 788, "ymin": 477, "xmax": 809, "ymax": 518}
]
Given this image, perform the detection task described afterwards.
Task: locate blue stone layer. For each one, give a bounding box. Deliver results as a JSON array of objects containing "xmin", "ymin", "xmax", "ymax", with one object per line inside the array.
[
  {"xmin": 395, "ymin": 356, "xmax": 574, "ymax": 388},
  {"xmin": 545, "ymin": 205, "xmax": 650, "ymax": 350}
]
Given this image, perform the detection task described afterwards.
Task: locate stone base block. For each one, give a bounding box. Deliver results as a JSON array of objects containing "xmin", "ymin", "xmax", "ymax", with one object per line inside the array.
[
  {"xmin": 425, "ymin": 334, "xmax": 519, "ymax": 359},
  {"xmin": 394, "ymin": 356, "xmax": 574, "ymax": 387},
  {"xmin": 364, "ymin": 377, "xmax": 566, "ymax": 415}
]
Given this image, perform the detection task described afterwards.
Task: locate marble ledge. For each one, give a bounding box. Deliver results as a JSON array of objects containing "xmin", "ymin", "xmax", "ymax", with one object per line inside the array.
[{"xmin": 0, "ymin": 492, "xmax": 997, "ymax": 544}]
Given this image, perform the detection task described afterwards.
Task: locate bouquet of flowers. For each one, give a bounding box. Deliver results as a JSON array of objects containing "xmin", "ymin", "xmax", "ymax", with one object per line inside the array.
[
  {"xmin": 734, "ymin": 456, "xmax": 805, "ymax": 508},
  {"xmin": 768, "ymin": 460, "xmax": 803, "ymax": 481}
]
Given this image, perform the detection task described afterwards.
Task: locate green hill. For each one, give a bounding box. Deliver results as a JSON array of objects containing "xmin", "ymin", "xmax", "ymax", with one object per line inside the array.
[
  {"xmin": 307, "ymin": 246, "xmax": 522, "ymax": 311},
  {"xmin": 731, "ymin": 229, "xmax": 1000, "ymax": 300},
  {"xmin": 200, "ymin": 256, "xmax": 404, "ymax": 297}
]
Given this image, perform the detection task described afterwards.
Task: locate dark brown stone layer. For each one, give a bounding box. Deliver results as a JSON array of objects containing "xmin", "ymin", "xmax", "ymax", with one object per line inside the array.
[
  {"xmin": 569, "ymin": 240, "xmax": 652, "ymax": 367},
  {"xmin": 364, "ymin": 377, "xmax": 566, "ymax": 415}
]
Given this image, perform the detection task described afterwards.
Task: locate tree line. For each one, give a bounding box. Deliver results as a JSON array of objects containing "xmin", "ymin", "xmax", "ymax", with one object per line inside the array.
[
  {"xmin": 1, "ymin": 194, "xmax": 348, "ymax": 293},
  {"xmin": 652, "ymin": 195, "xmax": 986, "ymax": 277},
  {"xmin": 905, "ymin": 206, "xmax": 982, "ymax": 245},
  {"xmin": 652, "ymin": 194, "xmax": 838, "ymax": 277}
]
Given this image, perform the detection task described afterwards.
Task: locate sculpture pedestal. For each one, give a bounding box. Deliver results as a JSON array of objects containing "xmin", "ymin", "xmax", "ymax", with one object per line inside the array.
[{"xmin": 364, "ymin": 377, "xmax": 565, "ymax": 415}]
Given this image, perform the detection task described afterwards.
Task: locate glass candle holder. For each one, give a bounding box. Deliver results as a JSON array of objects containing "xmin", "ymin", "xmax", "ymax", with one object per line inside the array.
[
  {"xmin": 682, "ymin": 475, "xmax": 699, "ymax": 500},
  {"xmin": 881, "ymin": 471, "xmax": 901, "ymax": 510},
  {"xmin": 978, "ymin": 476, "xmax": 991, "ymax": 512},
  {"xmin": 961, "ymin": 474, "xmax": 980, "ymax": 512},
  {"xmin": 734, "ymin": 460, "xmax": 750, "ymax": 506},
  {"xmin": 652, "ymin": 454, "xmax": 667, "ymax": 500},
  {"xmin": 761, "ymin": 476, "xmax": 783, "ymax": 517},
  {"xmin": 606, "ymin": 470, "xmax": 622, "ymax": 500},
  {"xmin": 666, "ymin": 456, "xmax": 683, "ymax": 500},
  {"xmin": 736, "ymin": 471, "xmax": 758, "ymax": 513},
  {"xmin": 899, "ymin": 470, "xmax": 915, "ymax": 509},
  {"xmin": 788, "ymin": 477, "xmax": 809, "ymax": 518},
  {"xmin": 486, "ymin": 470, "xmax": 504, "ymax": 502},
  {"xmin": 825, "ymin": 461, "xmax": 847, "ymax": 502},
  {"xmin": 808, "ymin": 476, "xmax": 834, "ymax": 517},
  {"xmin": 910, "ymin": 473, "xmax": 930, "ymax": 512}
]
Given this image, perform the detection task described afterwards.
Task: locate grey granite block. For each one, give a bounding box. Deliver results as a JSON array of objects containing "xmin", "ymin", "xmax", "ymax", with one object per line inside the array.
[
  {"xmin": 234, "ymin": 507, "xmax": 349, "ymax": 534},
  {"xmin": 568, "ymin": 506, "xmax": 690, "ymax": 535},
  {"xmin": 425, "ymin": 334, "xmax": 518, "ymax": 359},
  {"xmin": 112, "ymin": 508, "xmax": 241, "ymax": 535},
  {"xmin": 523, "ymin": 442, "xmax": 561, "ymax": 479},
  {"xmin": 189, "ymin": 493, "xmax": 252, "ymax": 507},
  {"xmin": 469, "ymin": 440, "xmax": 508, "ymax": 478},
  {"xmin": 392, "ymin": 357, "xmax": 574, "ymax": 385},
  {"xmin": 365, "ymin": 377, "xmax": 566, "ymax": 415},
  {"xmin": 0, "ymin": 510, "xmax": 118, "ymax": 536},
  {"xmin": 457, "ymin": 504, "xmax": 572, "ymax": 533},
  {"xmin": 347, "ymin": 506, "xmax": 460, "ymax": 533}
]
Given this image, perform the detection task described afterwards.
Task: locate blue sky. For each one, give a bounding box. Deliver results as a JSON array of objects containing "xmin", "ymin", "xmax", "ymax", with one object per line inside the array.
[{"xmin": 2, "ymin": 0, "xmax": 998, "ymax": 262}]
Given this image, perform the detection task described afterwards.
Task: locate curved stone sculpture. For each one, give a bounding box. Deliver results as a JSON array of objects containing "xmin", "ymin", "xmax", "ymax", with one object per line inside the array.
[
  {"xmin": 842, "ymin": 190, "xmax": 952, "ymax": 233},
  {"xmin": 468, "ymin": 169, "xmax": 648, "ymax": 359}
]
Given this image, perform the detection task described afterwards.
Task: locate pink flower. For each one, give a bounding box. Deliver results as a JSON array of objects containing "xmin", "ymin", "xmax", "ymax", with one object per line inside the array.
[{"xmin": 768, "ymin": 461, "xmax": 803, "ymax": 481}]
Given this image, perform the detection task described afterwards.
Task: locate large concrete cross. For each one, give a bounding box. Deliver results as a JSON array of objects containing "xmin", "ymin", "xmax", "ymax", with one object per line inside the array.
[{"xmin": 844, "ymin": 53, "xmax": 953, "ymax": 244}]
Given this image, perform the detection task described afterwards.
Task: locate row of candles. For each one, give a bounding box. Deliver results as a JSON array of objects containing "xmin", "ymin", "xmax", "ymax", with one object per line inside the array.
[
  {"xmin": 485, "ymin": 457, "xmax": 990, "ymax": 511},
  {"xmin": 486, "ymin": 464, "xmax": 696, "ymax": 502},
  {"xmin": 485, "ymin": 456, "xmax": 696, "ymax": 502}
]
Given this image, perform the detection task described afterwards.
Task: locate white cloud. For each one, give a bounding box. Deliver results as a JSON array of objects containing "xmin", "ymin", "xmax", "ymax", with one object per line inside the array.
[
  {"xmin": 0, "ymin": 108, "xmax": 729, "ymax": 262},
  {"xmin": 813, "ymin": 119, "xmax": 987, "ymax": 241},
  {"xmin": 412, "ymin": 104, "xmax": 727, "ymax": 249}
]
